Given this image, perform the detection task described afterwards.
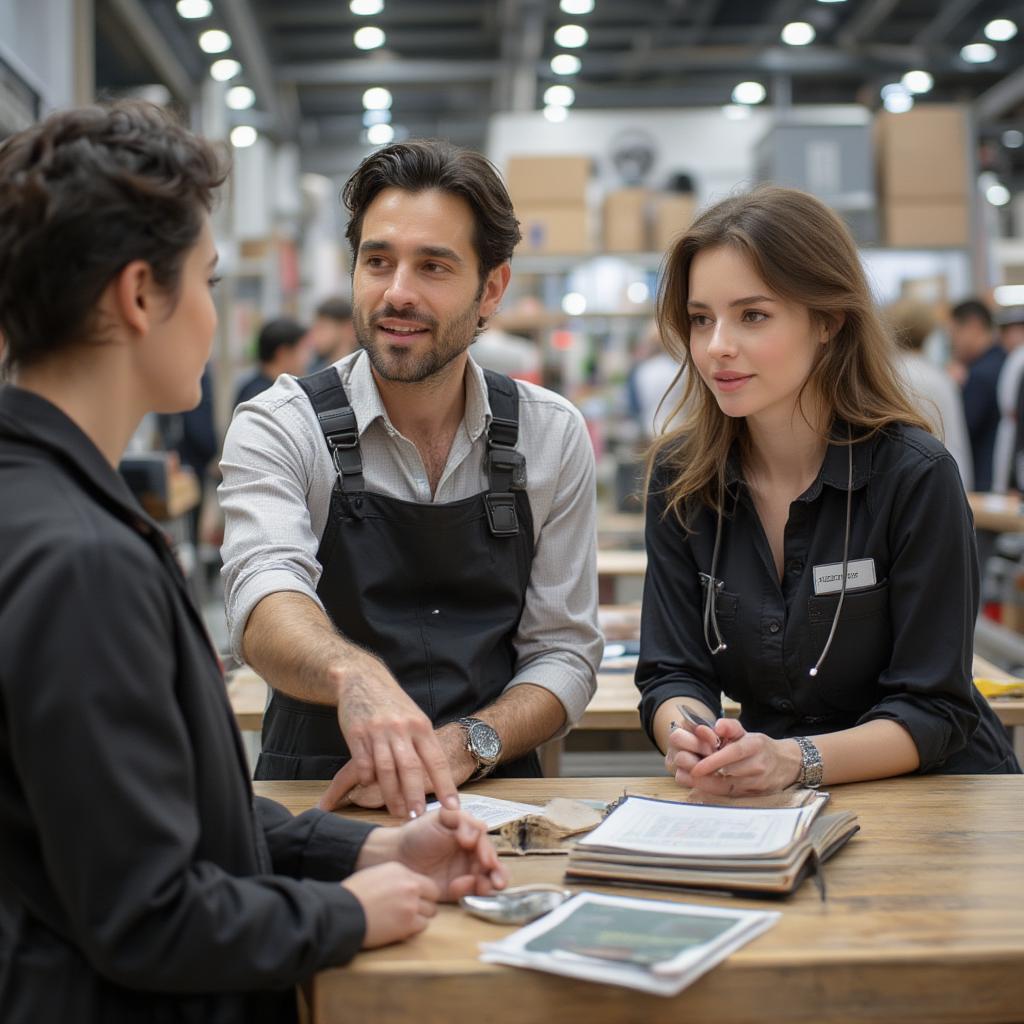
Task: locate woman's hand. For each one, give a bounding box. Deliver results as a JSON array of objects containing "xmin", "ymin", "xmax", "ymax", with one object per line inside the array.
[{"xmin": 672, "ymin": 719, "xmax": 803, "ymax": 796}]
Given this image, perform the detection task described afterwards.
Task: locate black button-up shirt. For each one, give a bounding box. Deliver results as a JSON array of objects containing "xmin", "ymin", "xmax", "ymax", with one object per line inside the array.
[{"xmin": 637, "ymin": 423, "xmax": 1019, "ymax": 774}]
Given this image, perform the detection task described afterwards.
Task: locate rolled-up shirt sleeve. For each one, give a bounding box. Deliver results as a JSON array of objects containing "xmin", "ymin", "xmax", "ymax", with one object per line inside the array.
[
  {"xmin": 859, "ymin": 451, "xmax": 981, "ymax": 770},
  {"xmin": 636, "ymin": 465, "xmax": 723, "ymax": 742},
  {"xmin": 219, "ymin": 395, "xmax": 327, "ymax": 660},
  {"xmin": 507, "ymin": 401, "xmax": 602, "ymax": 733}
]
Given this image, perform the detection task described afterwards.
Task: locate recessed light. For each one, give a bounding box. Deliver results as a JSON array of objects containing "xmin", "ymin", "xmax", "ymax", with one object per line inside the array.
[
  {"xmin": 550, "ymin": 54, "xmax": 582, "ymax": 75},
  {"xmin": 230, "ymin": 125, "xmax": 257, "ymax": 148},
  {"xmin": 354, "ymin": 26, "xmax": 386, "ymax": 49},
  {"xmin": 350, "ymin": 0, "xmax": 384, "ymax": 14},
  {"xmin": 554, "ymin": 24, "xmax": 588, "ymax": 48},
  {"xmin": 362, "ymin": 87, "xmax": 393, "ymax": 110},
  {"xmin": 543, "ymin": 85, "xmax": 575, "ymax": 107},
  {"xmin": 177, "ymin": 0, "xmax": 212, "ymax": 18},
  {"xmin": 367, "ymin": 123, "xmax": 395, "ymax": 146},
  {"xmin": 199, "ymin": 29, "xmax": 231, "ymax": 54},
  {"xmin": 210, "ymin": 59, "xmax": 242, "ymax": 82},
  {"xmin": 226, "ymin": 86, "xmax": 255, "ymax": 110},
  {"xmin": 732, "ymin": 81, "xmax": 766, "ymax": 105},
  {"xmin": 543, "ymin": 105, "xmax": 569, "ymax": 123},
  {"xmin": 961, "ymin": 42, "xmax": 997, "ymax": 63},
  {"xmin": 901, "ymin": 70, "xmax": 933, "ymax": 94},
  {"xmin": 781, "ymin": 22, "xmax": 815, "ymax": 46},
  {"xmin": 560, "ymin": 0, "xmax": 594, "ymax": 13},
  {"xmin": 984, "ymin": 19, "xmax": 1017, "ymax": 42}
]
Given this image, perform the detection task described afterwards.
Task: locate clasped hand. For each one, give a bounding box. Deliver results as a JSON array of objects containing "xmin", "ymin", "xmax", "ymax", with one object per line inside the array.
[
  {"xmin": 342, "ymin": 806, "xmax": 507, "ymax": 949},
  {"xmin": 665, "ymin": 718, "xmax": 800, "ymax": 796}
]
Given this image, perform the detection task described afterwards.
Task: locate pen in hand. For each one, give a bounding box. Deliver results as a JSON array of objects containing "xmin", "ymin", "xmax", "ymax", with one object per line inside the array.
[{"xmin": 675, "ymin": 703, "xmax": 723, "ymax": 751}]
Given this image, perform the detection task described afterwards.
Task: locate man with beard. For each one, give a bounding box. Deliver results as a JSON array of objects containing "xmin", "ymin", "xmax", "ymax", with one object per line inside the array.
[{"xmin": 219, "ymin": 141, "xmax": 602, "ymax": 814}]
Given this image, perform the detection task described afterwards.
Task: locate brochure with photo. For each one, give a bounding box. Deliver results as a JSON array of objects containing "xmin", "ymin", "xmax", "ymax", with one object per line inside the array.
[{"xmin": 480, "ymin": 892, "xmax": 779, "ymax": 996}]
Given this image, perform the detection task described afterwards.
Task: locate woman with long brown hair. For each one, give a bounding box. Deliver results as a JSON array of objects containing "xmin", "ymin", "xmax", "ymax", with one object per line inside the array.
[{"xmin": 637, "ymin": 186, "xmax": 1019, "ymax": 796}]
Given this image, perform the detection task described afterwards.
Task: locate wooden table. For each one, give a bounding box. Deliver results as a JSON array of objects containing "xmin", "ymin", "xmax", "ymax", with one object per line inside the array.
[
  {"xmin": 968, "ymin": 492, "xmax": 1024, "ymax": 534},
  {"xmin": 254, "ymin": 775, "xmax": 1024, "ymax": 1024}
]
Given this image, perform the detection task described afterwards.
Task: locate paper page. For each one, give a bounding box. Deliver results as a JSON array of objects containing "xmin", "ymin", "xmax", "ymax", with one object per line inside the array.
[
  {"xmin": 425, "ymin": 794, "xmax": 542, "ymax": 830},
  {"xmin": 577, "ymin": 796, "xmax": 815, "ymax": 858}
]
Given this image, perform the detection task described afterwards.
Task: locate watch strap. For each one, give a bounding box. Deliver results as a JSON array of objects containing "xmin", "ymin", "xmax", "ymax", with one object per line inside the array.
[{"xmin": 795, "ymin": 736, "xmax": 824, "ymax": 788}]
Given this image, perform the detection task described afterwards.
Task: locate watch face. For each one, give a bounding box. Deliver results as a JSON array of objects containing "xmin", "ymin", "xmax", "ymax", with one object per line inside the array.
[{"xmin": 468, "ymin": 721, "xmax": 501, "ymax": 763}]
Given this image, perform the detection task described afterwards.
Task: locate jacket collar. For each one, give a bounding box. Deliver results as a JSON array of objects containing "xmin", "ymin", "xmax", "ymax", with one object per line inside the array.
[{"xmin": 0, "ymin": 384, "xmax": 163, "ymax": 537}]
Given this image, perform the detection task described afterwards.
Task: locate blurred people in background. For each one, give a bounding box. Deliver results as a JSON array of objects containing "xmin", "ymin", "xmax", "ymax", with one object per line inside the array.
[
  {"xmin": 472, "ymin": 326, "xmax": 542, "ymax": 384},
  {"xmin": 889, "ymin": 298, "xmax": 972, "ymax": 489},
  {"xmin": 949, "ymin": 299, "xmax": 1002, "ymax": 492},
  {"xmin": 308, "ymin": 296, "xmax": 356, "ymax": 371},
  {"xmin": 992, "ymin": 306, "xmax": 1024, "ymax": 492},
  {"xmin": 235, "ymin": 316, "xmax": 311, "ymax": 407},
  {"xmin": 627, "ymin": 320, "xmax": 687, "ymax": 440}
]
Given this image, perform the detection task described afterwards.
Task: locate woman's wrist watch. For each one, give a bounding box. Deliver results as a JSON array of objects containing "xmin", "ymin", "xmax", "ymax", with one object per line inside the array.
[
  {"xmin": 794, "ymin": 736, "xmax": 824, "ymax": 788},
  {"xmin": 457, "ymin": 717, "xmax": 502, "ymax": 780}
]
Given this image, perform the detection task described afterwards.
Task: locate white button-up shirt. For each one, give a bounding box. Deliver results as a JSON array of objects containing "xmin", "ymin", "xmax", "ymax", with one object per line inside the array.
[{"xmin": 219, "ymin": 350, "xmax": 601, "ymax": 728}]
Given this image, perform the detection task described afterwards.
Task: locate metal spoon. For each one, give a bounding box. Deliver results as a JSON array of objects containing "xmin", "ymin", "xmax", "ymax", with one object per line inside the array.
[{"xmin": 460, "ymin": 884, "xmax": 573, "ymax": 925}]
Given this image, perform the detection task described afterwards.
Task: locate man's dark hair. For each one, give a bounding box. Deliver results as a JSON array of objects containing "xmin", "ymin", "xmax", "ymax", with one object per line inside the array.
[
  {"xmin": 257, "ymin": 317, "xmax": 307, "ymax": 364},
  {"xmin": 951, "ymin": 299, "xmax": 993, "ymax": 329},
  {"xmin": 341, "ymin": 139, "xmax": 521, "ymax": 282},
  {"xmin": 0, "ymin": 100, "xmax": 228, "ymax": 369},
  {"xmin": 315, "ymin": 296, "xmax": 353, "ymax": 322}
]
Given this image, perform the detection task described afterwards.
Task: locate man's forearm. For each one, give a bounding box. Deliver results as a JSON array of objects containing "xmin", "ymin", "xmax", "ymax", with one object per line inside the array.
[
  {"xmin": 242, "ymin": 591, "xmax": 384, "ymax": 705},
  {"xmin": 470, "ymin": 683, "xmax": 567, "ymax": 764}
]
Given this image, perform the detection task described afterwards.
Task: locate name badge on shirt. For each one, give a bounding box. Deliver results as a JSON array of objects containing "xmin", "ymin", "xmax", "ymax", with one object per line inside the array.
[{"xmin": 812, "ymin": 558, "xmax": 876, "ymax": 596}]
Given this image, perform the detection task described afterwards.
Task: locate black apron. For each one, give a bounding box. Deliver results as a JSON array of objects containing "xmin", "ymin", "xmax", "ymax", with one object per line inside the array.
[{"xmin": 255, "ymin": 367, "xmax": 541, "ymax": 781}]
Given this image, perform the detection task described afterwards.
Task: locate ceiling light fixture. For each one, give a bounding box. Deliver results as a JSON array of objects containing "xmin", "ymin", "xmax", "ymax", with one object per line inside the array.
[
  {"xmin": 901, "ymin": 70, "xmax": 933, "ymax": 94},
  {"xmin": 199, "ymin": 29, "xmax": 231, "ymax": 53},
  {"xmin": 1003, "ymin": 129, "xmax": 1024, "ymax": 149},
  {"xmin": 210, "ymin": 59, "xmax": 242, "ymax": 81},
  {"xmin": 176, "ymin": 0, "xmax": 212, "ymax": 18},
  {"xmin": 550, "ymin": 53, "xmax": 582, "ymax": 75},
  {"xmin": 543, "ymin": 84, "xmax": 575, "ymax": 107},
  {"xmin": 554, "ymin": 24, "xmax": 588, "ymax": 48},
  {"xmin": 225, "ymin": 85, "xmax": 255, "ymax": 110},
  {"xmin": 350, "ymin": 0, "xmax": 384, "ymax": 14},
  {"xmin": 560, "ymin": 0, "xmax": 594, "ymax": 12},
  {"xmin": 367, "ymin": 123, "xmax": 395, "ymax": 145},
  {"xmin": 995, "ymin": 285, "xmax": 1024, "ymax": 306},
  {"xmin": 543, "ymin": 105, "xmax": 569, "ymax": 123},
  {"xmin": 561, "ymin": 292, "xmax": 587, "ymax": 316},
  {"xmin": 354, "ymin": 26, "xmax": 386, "ymax": 49},
  {"xmin": 362, "ymin": 86, "xmax": 393, "ymax": 110},
  {"xmin": 732, "ymin": 81, "xmax": 766, "ymax": 104},
  {"xmin": 883, "ymin": 90, "xmax": 914, "ymax": 113},
  {"xmin": 230, "ymin": 125, "xmax": 257, "ymax": 148},
  {"xmin": 781, "ymin": 22, "xmax": 815, "ymax": 45},
  {"xmin": 986, "ymin": 183, "xmax": 1011, "ymax": 206},
  {"xmin": 960, "ymin": 42, "xmax": 997, "ymax": 63},
  {"xmin": 984, "ymin": 18, "xmax": 1017, "ymax": 42}
]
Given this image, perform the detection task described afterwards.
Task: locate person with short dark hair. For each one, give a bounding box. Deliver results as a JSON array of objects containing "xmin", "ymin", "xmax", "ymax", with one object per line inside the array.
[
  {"xmin": 950, "ymin": 298, "xmax": 1002, "ymax": 491},
  {"xmin": 0, "ymin": 103, "xmax": 505, "ymax": 1024},
  {"xmin": 234, "ymin": 316, "xmax": 311, "ymax": 406},
  {"xmin": 309, "ymin": 295, "xmax": 356, "ymax": 370},
  {"xmin": 220, "ymin": 139, "xmax": 602, "ymax": 814}
]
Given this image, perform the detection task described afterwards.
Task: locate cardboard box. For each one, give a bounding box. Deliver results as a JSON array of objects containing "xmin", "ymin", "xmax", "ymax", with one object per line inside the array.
[
  {"xmin": 652, "ymin": 193, "xmax": 697, "ymax": 252},
  {"xmin": 506, "ymin": 155, "xmax": 591, "ymax": 206},
  {"xmin": 604, "ymin": 188, "xmax": 651, "ymax": 252},
  {"xmin": 516, "ymin": 204, "xmax": 591, "ymax": 255},
  {"xmin": 885, "ymin": 200, "xmax": 970, "ymax": 247},
  {"xmin": 876, "ymin": 105, "xmax": 970, "ymax": 201}
]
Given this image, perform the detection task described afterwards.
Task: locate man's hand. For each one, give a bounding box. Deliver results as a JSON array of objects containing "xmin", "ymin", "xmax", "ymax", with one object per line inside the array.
[
  {"xmin": 357, "ymin": 806, "xmax": 508, "ymax": 900},
  {"xmin": 323, "ymin": 651, "xmax": 459, "ymax": 817},
  {"xmin": 320, "ymin": 721, "xmax": 475, "ymax": 813},
  {"xmin": 340, "ymin": 863, "xmax": 440, "ymax": 949}
]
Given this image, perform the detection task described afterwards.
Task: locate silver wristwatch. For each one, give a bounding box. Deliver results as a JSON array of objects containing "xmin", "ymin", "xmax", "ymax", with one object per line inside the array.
[
  {"xmin": 794, "ymin": 736, "xmax": 824, "ymax": 788},
  {"xmin": 457, "ymin": 717, "xmax": 502, "ymax": 779}
]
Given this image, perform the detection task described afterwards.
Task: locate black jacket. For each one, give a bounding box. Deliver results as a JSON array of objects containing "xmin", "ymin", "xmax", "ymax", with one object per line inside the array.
[
  {"xmin": 638, "ymin": 423, "xmax": 1019, "ymax": 775},
  {"xmin": 0, "ymin": 385, "xmax": 373, "ymax": 1024}
]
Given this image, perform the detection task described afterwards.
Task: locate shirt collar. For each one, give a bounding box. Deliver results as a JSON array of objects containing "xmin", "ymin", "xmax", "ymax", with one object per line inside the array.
[
  {"xmin": 724, "ymin": 421, "xmax": 873, "ymax": 497},
  {"xmin": 0, "ymin": 384, "xmax": 160, "ymax": 531},
  {"xmin": 342, "ymin": 349, "xmax": 492, "ymax": 441}
]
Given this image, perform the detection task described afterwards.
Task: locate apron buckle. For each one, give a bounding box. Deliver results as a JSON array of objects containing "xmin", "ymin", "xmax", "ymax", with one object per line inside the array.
[{"xmin": 485, "ymin": 492, "xmax": 519, "ymax": 537}]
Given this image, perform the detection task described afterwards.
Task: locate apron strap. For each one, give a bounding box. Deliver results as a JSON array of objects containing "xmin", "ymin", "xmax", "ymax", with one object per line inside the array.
[
  {"xmin": 296, "ymin": 368, "xmax": 366, "ymax": 496},
  {"xmin": 482, "ymin": 370, "xmax": 524, "ymax": 538}
]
